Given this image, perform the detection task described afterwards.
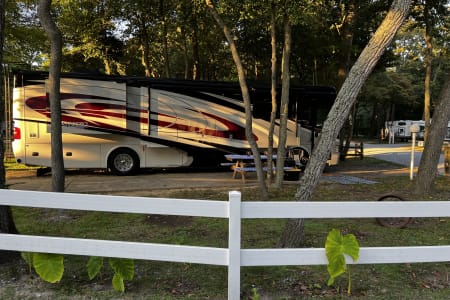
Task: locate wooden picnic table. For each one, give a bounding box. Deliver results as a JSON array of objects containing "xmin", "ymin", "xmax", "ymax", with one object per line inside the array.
[{"xmin": 223, "ymin": 154, "xmax": 294, "ymax": 183}]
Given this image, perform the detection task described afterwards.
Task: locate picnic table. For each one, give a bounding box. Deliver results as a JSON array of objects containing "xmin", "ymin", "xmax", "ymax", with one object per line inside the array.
[{"xmin": 222, "ymin": 154, "xmax": 295, "ymax": 183}]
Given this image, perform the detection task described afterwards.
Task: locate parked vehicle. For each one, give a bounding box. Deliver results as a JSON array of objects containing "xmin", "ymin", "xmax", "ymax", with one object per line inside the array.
[
  {"xmin": 385, "ymin": 120, "xmax": 425, "ymax": 142},
  {"xmin": 11, "ymin": 70, "xmax": 339, "ymax": 175}
]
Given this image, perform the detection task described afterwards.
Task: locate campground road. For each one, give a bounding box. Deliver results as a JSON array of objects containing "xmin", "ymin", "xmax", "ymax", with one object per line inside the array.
[
  {"xmin": 6, "ymin": 143, "xmax": 445, "ymax": 194},
  {"xmin": 364, "ymin": 143, "xmax": 445, "ymax": 174}
]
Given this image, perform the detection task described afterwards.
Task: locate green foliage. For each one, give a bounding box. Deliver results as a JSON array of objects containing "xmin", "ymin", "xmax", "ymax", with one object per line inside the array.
[
  {"xmin": 20, "ymin": 252, "xmax": 33, "ymax": 273},
  {"xmin": 109, "ymin": 258, "xmax": 135, "ymax": 281},
  {"xmin": 86, "ymin": 256, "xmax": 103, "ymax": 280},
  {"xmin": 87, "ymin": 256, "xmax": 134, "ymax": 293},
  {"xmin": 32, "ymin": 253, "xmax": 64, "ymax": 284},
  {"xmin": 21, "ymin": 252, "xmax": 134, "ymax": 293},
  {"xmin": 251, "ymin": 286, "xmax": 260, "ymax": 300},
  {"xmin": 325, "ymin": 229, "xmax": 360, "ymax": 295}
]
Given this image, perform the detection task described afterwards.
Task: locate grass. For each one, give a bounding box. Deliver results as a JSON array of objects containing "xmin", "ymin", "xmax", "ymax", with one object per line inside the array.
[
  {"xmin": 3, "ymin": 158, "xmax": 41, "ymax": 171},
  {"xmin": 1, "ymin": 157, "xmax": 450, "ymax": 299}
]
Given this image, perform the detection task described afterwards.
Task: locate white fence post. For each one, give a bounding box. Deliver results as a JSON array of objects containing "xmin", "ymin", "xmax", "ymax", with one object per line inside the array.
[{"xmin": 228, "ymin": 191, "xmax": 242, "ymax": 300}]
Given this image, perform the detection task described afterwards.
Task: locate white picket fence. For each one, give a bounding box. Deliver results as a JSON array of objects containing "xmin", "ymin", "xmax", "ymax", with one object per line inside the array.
[{"xmin": 1, "ymin": 189, "xmax": 450, "ymax": 299}]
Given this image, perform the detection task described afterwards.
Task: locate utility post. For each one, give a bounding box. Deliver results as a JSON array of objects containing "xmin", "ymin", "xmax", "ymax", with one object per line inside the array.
[{"xmin": 409, "ymin": 124, "xmax": 420, "ymax": 180}]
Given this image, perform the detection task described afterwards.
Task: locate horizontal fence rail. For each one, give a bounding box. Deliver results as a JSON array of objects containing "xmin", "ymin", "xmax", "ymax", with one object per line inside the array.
[{"xmin": 1, "ymin": 189, "xmax": 449, "ymax": 299}]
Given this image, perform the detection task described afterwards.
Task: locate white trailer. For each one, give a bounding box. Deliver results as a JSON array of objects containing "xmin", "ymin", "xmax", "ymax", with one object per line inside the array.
[
  {"xmin": 385, "ymin": 120, "xmax": 425, "ymax": 142},
  {"xmin": 12, "ymin": 71, "xmax": 338, "ymax": 175}
]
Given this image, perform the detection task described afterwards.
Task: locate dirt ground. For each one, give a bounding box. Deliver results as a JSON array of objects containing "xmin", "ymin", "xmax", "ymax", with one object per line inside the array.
[{"xmin": 5, "ymin": 159, "xmax": 411, "ymax": 196}]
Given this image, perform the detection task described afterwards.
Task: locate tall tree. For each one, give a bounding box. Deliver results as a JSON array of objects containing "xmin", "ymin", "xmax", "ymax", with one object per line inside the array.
[
  {"xmin": 279, "ymin": 0, "xmax": 412, "ymax": 247},
  {"xmin": 407, "ymin": 0, "xmax": 448, "ymax": 140},
  {"xmin": 266, "ymin": 1, "xmax": 278, "ymax": 183},
  {"xmin": 423, "ymin": 0, "xmax": 432, "ymax": 141},
  {"xmin": 159, "ymin": 0, "xmax": 171, "ymax": 77},
  {"xmin": 0, "ymin": 0, "xmax": 20, "ymax": 264},
  {"xmin": 57, "ymin": 0, "xmax": 125, "ymax": 74},
  {"xmin": 38, "ymin": 0, "xmax": 65, "ymax": 192},
  {"xmin": 335, "ymin": 0, "xmax": 357, "ymax": 160},
  {"xmin": 275, "ymin": 8, "xmax": 291, "ymax": 187},
  {"xmin": 414, "ymin": 73, "xmax": 450, "ymax": 194},
  {"xmin": 205, "ymin": 0, "xmax": 269, "ymax": 199}
]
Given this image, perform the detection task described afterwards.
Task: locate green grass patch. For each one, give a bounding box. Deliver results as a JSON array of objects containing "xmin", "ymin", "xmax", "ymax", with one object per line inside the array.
[
  {"xmin": 3, "ymin": 158, "xmax": 41, "ymax": 171},
  {"xmin": 1, "ymin": 158, "xmax": 450, "ymax": 299}
]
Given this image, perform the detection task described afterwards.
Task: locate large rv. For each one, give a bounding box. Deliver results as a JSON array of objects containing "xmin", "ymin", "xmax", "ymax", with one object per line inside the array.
[
  {"xmin": 385, "ymin": 120, "xmax": 425, "ymax": 142},
  {"xmin": 12, "ymin": 70, "xmax": 338, "ymax": 175}
]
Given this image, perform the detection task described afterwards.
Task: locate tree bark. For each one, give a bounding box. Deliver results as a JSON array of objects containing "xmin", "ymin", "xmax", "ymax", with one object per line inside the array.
[
  {"xmin": 160, "ymin": 0, "xmax": 170, "ymax": 78},
  {"xmin": 279, "ymin": 0, "xmax": 412, "ymax": 247},
  {"xmin": 414, "ymin": 74, "xmax": 450, "ymax": 194},
  {"xmin": 266, "ymin": 1, "xmax": 277, "ymax": 183},
  {"xmin": 423, "ymin": 1, "xmax": 432, "ymax": 142},
  {"xmin": 337, "ymin": 0, "xmax": 356, "ymax": 160},
  {"xmin": 0, "ymin": 0, "xmax": 5, "ymax": 191},
  {"xmin": 192, "ymin": 3, "xmax": 201, "ymax": 80},
  {"xmin": 138, "ymin": 17, "xmax": 152, "ymax": 77},
  {"xmin": 38, "ymin": 0, "xmax": 65, "ymax": 192},
  {"xmin": 205, "ymin": 0, "xmax": 269, "ymax": 199},
  {"xmin": 275, "ymin": 11, "xmax": 291, "ymax": 187},
  {"xmin": 0, "ymin": 0, "xmax": 20, "ymax": 263}
]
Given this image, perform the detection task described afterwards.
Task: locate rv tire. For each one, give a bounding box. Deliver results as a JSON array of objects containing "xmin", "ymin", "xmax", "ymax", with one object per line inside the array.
[{"xmin": 108, "ymin": 148, "xmax": 140, "ymax": 176}]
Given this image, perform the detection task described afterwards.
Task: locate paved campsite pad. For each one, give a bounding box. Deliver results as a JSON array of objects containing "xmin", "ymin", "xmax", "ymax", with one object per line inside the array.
[{"xmin": 321, "ymin": 175, "xmax": 378, "ymax": 185}]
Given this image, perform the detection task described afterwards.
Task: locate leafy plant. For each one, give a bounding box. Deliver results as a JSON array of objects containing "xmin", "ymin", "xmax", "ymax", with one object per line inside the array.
[
  {"xmin": 33, "ymin": 253, "xmax": 64, "ymax": 283},
  {"xmin": 21, "ymin": 252, "xmax": 34, "ymax": 274},
  {"xmin": 251, "ymin": 286, "xmax": 260, "ymax": 300},
  {"xmin": 21, "ymin": 252, "xmax": 64, "ymax": 283},
  {"xmin": 21, "ymin": 253, "xmax": 134, "ymax": 292},
  {"xmin": 87, "ymin": 256, "xmax": 135, "ymax": 292},
  {"xmin": 325, "ymin": 229, "xmax": 360, "ymax": 295}
]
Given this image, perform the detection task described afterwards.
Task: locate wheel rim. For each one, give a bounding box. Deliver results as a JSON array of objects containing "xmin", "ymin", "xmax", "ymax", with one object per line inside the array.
[
  {"xmin": 376, "ymin": 195, "xmax": 412, "ymax": 228},
  {"xmin": 113, "ymin": 153, "xmax": 134, "ymax": 172}
]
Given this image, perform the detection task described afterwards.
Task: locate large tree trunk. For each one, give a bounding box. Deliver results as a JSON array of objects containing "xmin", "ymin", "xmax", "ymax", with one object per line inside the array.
[
  {"xmin": 0, "ymin": 204, "xmax": 19, "ymax": 263},
  {"xmin": 337, "ymin": 0, "xmax": 356, "ymax": 161},
  {"xmin": 205, "ymin": 0, "xmax": 269, "ymax": 199},
  {"xmin": 266, "ymin": 1, "xmax": 277, "ymax": 184},
  {"xmin": 38, "ymin": 0, "xmax": 65, "ymax": 192},
  {"xmin": 279, "ymin": 0, "xmax": 412, "ymax": 247},
  {"xmin": 0, "ymin": 0, "xmax": 5, "ymax": 191},
  {"xmin": 423, "ymin": 1, "xmax": 432, "ymax": 142},
  {"xmin": 138, "ymin": 18, "xmax": 152, "ymax": 77},
  {"xmin": 275, "ymin": 11, "xmax": 291, "ymax": 187},
  {"xmin": 0, "ymin": 0, "xmax": 20, "ymax": 263},
  {"xmin": 414, "ymin": 74, "xmax": 450, "ymax": 194},
  {"xmin": 160, "ymin": 0, "xmax": 170, "ymax": 78},
  {"xmin": 192, "ymin": 3, "xmax": 201, "ymax": 80}
]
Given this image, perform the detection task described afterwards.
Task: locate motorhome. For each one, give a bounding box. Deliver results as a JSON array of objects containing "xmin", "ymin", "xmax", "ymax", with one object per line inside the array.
[
  {"xmin": 385, "ymin": 120, "xmax": 425, "ymax": 142},
  {"xmin": 12, "ymin": 70, "xmax": 339, "ymax": 175}
]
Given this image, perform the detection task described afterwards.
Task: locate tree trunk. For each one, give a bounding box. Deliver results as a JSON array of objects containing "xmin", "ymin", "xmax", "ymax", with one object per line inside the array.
[
  {"xmin": 160, "ymin": 0, "xmax": 170, "ymax": 78},
  {"xmin": 0, "ymin": 204, "xmax": 19, "ymax": 263},
  {"xmin": 181, "ymin": 26, "xmax": 189, "ymax": 79},
  {"xmin": 192, "ymin": 4, "xmax": 201, "ymax": 80},
  {"xmin": 414, "ymin": 74, "xmax": 450, "ymax": 194},
  {"xmin": 38, "ymin": 0, "xmax": 65, "ymax": 192},
  {"xmin": 266, "ymin": 1, "xmax": 277, "ymax": 184},
  {"xmin": 0, "ymin": 0, "xmax": 5, "ymax": 191},
  {"xmin": 0, "ymin": 0, "xmax": 20, "ymax": 263},
  {"xmin": 275, "ymin": 11, "xmax": 291, "ymax": 187},
  {"xmin": 279, "ymin": 0, "xmax": 412, "ymax": 248},
  {"xmin": 423, "ymin": 1, "xmax": 432, "ymax": 142},
  {"xmin": 138, "ymin": 18, "xmax": 152, "ymax": 77},
  {"xmin": 205, "ymin": 0, "xmax": 269, "ymax": 199},
  {"xmin": 337, "ymin": 0, "xmax": 356, "ymax": 160}
]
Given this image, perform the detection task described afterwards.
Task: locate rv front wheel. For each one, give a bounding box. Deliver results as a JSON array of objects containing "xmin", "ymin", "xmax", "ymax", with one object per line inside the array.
[{"xmin": 108, "ymin": 148, "xmax": 139, "ymax": 175}]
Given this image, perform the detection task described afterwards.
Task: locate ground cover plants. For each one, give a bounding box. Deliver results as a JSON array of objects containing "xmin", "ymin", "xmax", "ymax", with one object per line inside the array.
[{"xmin": 1, "ymin": 157, "xmax": 449, "ymax": 299}]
